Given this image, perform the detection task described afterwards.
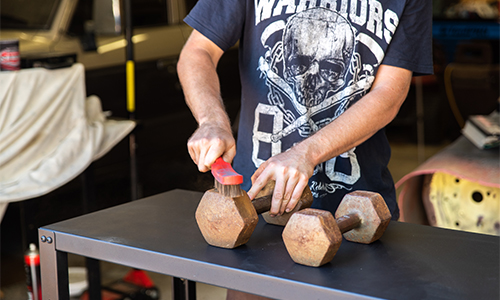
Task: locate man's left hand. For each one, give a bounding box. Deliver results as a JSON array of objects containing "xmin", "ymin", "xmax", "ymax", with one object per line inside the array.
[{"xmin": 247, "ymin": 147, "xmax": 314, "ymax": 217}]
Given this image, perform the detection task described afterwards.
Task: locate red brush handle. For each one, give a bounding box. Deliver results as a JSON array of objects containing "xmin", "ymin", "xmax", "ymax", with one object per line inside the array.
[{"xmin": 211, "ymin": 157, "xmax": 243, "ymax": 185}]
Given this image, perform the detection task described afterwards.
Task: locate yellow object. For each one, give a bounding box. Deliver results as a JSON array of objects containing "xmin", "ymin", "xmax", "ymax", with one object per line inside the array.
[
  {"xmin": 126, "ymin": 60, "xmax": 135, "ymax": 113},
  {"xmin": 423, "ymin": 172, "xmax": 500, "ymax": 236}
]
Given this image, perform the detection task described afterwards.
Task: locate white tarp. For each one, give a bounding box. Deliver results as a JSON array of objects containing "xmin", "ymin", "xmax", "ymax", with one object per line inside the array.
[{"xmin": 0, "ymin": 63, "xmax": 135, "ymax": 218}]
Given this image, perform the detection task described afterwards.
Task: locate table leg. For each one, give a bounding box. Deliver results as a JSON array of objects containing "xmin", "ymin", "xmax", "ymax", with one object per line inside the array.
[
  {"xmin": 86, "ymin": 257, "xmax": 102, "ymax": 300},
  {"xmin": 39, "ymin": 229, "xmax": 70, "ymax": 300},
  {"xmin": 172, "ymin": 277, "xmax": 196, "ymax": 300},
  {"xmin": 81, "ymin": 164, "xmax": 96, "ymax": 214}
]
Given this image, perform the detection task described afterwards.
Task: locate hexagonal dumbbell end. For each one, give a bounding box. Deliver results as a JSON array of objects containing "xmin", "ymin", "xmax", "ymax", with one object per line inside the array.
[
  {"xmin": 282, "ymin": 208, "xmax": 342, "ymax": 267},
  {"xmin": 255, "ymin": 181, "xmax": 314, "ymax": 226},
  {"xmin": 335, "ymin": 191, "xmax": 391, "ymax": 244},
  {"xmin": 196, "ymin": 189, "xmax": 258, "ymax": 249}
]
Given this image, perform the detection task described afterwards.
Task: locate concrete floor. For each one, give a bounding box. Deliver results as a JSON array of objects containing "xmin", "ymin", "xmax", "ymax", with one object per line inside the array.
[{"xmin": 0, "ymin": 137, "xmax": 450, "ymax": 300}]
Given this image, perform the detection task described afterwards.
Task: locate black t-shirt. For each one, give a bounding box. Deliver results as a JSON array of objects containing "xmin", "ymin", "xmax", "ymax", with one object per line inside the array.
[{"xmin": 185, "ymin": 0, "xmax": 433, "ymax": 220}]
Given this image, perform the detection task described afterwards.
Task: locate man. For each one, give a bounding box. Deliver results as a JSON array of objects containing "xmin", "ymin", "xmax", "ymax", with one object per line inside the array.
[{"xmin": 178, "ymin": 1, "xmax": 432, "ymax": 222}]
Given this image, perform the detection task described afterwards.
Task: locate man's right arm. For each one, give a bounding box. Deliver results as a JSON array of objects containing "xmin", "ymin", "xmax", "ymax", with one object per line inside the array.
[{"xmin": 177, "ymin": 29, "xmax": 236, "ymax": 172}]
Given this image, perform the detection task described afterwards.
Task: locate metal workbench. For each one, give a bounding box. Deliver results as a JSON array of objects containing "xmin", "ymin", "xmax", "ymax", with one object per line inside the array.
[{"xmin": 39, "ymin": 189, "xmax": 499, "ymax": 300}]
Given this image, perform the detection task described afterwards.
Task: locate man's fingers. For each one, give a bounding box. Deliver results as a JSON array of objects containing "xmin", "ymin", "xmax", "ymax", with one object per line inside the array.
[
  {"xmin": 250, "ymin": 164, "xmax": 265, "ymax": 186},
  {"xmin": 270, "ymin": 177, "xmax": 286, "ymax": 216},
  {"xmin": 249, "ymin": 150, "xmax": 313, "ymax": 217},
  {"xmin": 286, "ymin": 179, "xmax": 308, "ymax": 213},
  {"xmin": 187, "ymin": 122, "xmax": 236, "ymax": 173},
  {"xmin": 195, "ymin": 144, "xmax": 213, "ymax": 172},
  {"xmin": 247, "ymin": 173, "xmax": 269, "ymax": 200},
  {"xmin": 249, "ymin": 172, "xmax": 288, "ymax": 217},
  {"xmin": 187, "ymin": 146, "xmax": 198, "ymax": 166},
  {"xmin": 197, "ymin": 151, "xmax": 210, "ymax": 172},
  {"xmin": 189, "ymin": 139, "xmax": 234, "ymax": 173},
  {"xmin": 281, "ymin": 177, "xmax": 300, "ymax": 214},
  {"xmin": 221, "ymin": 146, "xmax": 236, "ymax": 165}
]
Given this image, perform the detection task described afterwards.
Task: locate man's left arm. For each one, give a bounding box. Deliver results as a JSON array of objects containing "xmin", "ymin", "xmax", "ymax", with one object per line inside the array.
[{"xmin": 247, "ymin": 64, "xmax": 413, "ymax": 216}]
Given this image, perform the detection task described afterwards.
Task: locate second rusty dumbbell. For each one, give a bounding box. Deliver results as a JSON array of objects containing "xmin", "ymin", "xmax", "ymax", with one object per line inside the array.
[{"xmin": 282, "ymin": 191, "xmax": 391, "ymax": 267}]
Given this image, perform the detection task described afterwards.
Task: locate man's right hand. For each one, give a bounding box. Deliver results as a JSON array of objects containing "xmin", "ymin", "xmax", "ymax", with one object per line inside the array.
[
  {"xmin": 187, "ymin": 121, "xmax": 236, "ymax": 172},
  {"xmin": 178, "ymin": 29, "xmax": 233, "ymax": 172}
]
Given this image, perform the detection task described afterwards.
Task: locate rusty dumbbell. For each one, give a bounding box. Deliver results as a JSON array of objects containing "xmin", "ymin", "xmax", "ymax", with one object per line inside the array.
[
  {"xmin": 196, "ymin": 182, "xmax": 313, "ymax": 249},
  {"xmin": 282, "ymin": 191, "xmax": 391, "ymax": 267}
]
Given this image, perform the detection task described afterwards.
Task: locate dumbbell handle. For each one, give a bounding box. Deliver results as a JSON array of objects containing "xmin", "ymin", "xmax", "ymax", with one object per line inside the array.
[
  {"xmin": 251, "ymin": 194, "xmax": 273, "ymax": 214},
  {"xmin": 252, "ymin": 188, "xmax": 313, "ymax": 226},
  {"xmin": 336, "ymin": 213, "xmax": 361, "ymax": 234},
  {"xmin": 252, "ymin": 194, "xmax": 313, "ymax": 215}
]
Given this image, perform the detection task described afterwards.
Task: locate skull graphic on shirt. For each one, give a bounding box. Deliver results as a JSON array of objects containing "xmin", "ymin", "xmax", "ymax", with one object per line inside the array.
[
  {"xmin": 283, "ymin": 9, "xmax": 355, "ymax": 108},
  {"xmin": 254, "ymin": 7, "xmax": 376, "ymax": 197}
]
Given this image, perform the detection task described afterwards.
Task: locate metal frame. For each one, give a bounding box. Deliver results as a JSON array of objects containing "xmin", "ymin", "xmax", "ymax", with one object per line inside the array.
[
  {"xmin": 39, "ymin": 230, "xmax": 69, "ymax": 300},
  {"xmin": 39, "ymin": 228, "xmax": 370, "ymax": 300}
]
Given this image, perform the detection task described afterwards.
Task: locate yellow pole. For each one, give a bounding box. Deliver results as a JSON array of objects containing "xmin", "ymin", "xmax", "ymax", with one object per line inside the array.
[{"xmin": 126, "ymin": 60, "xmax": 135, "ymax": 114}]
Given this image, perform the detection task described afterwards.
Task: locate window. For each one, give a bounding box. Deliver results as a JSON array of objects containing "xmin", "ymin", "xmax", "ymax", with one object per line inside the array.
[{"xmin": 0, "ymin": 0, "xmax": 60, "ymax": 30}]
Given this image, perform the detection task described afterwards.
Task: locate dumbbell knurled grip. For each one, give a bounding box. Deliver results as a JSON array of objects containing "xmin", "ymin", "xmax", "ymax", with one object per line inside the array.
[
  {"xmin": 336, "ymin": 213, "xmax": 361, "ymax": 234},
  {"xmin": 251, "ymin": 195, "xmax": 273, "ymax": 214}
]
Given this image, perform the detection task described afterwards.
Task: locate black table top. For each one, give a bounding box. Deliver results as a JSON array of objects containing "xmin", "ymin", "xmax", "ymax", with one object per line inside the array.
[{"xmin": 43, "ymin": 189, "xmax": 500, "ymax": 300}]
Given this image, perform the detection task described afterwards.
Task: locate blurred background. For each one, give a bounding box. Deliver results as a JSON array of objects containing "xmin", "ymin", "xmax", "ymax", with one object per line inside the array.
[{"xmin": 1, "ymin": 0, "xmax": 499, "ymax": 299}]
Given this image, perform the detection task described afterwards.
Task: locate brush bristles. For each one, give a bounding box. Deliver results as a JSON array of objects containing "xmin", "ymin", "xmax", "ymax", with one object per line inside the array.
[{"xmin": 214, "ymin": 179, "xmax": 242, "ymax": 198}]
